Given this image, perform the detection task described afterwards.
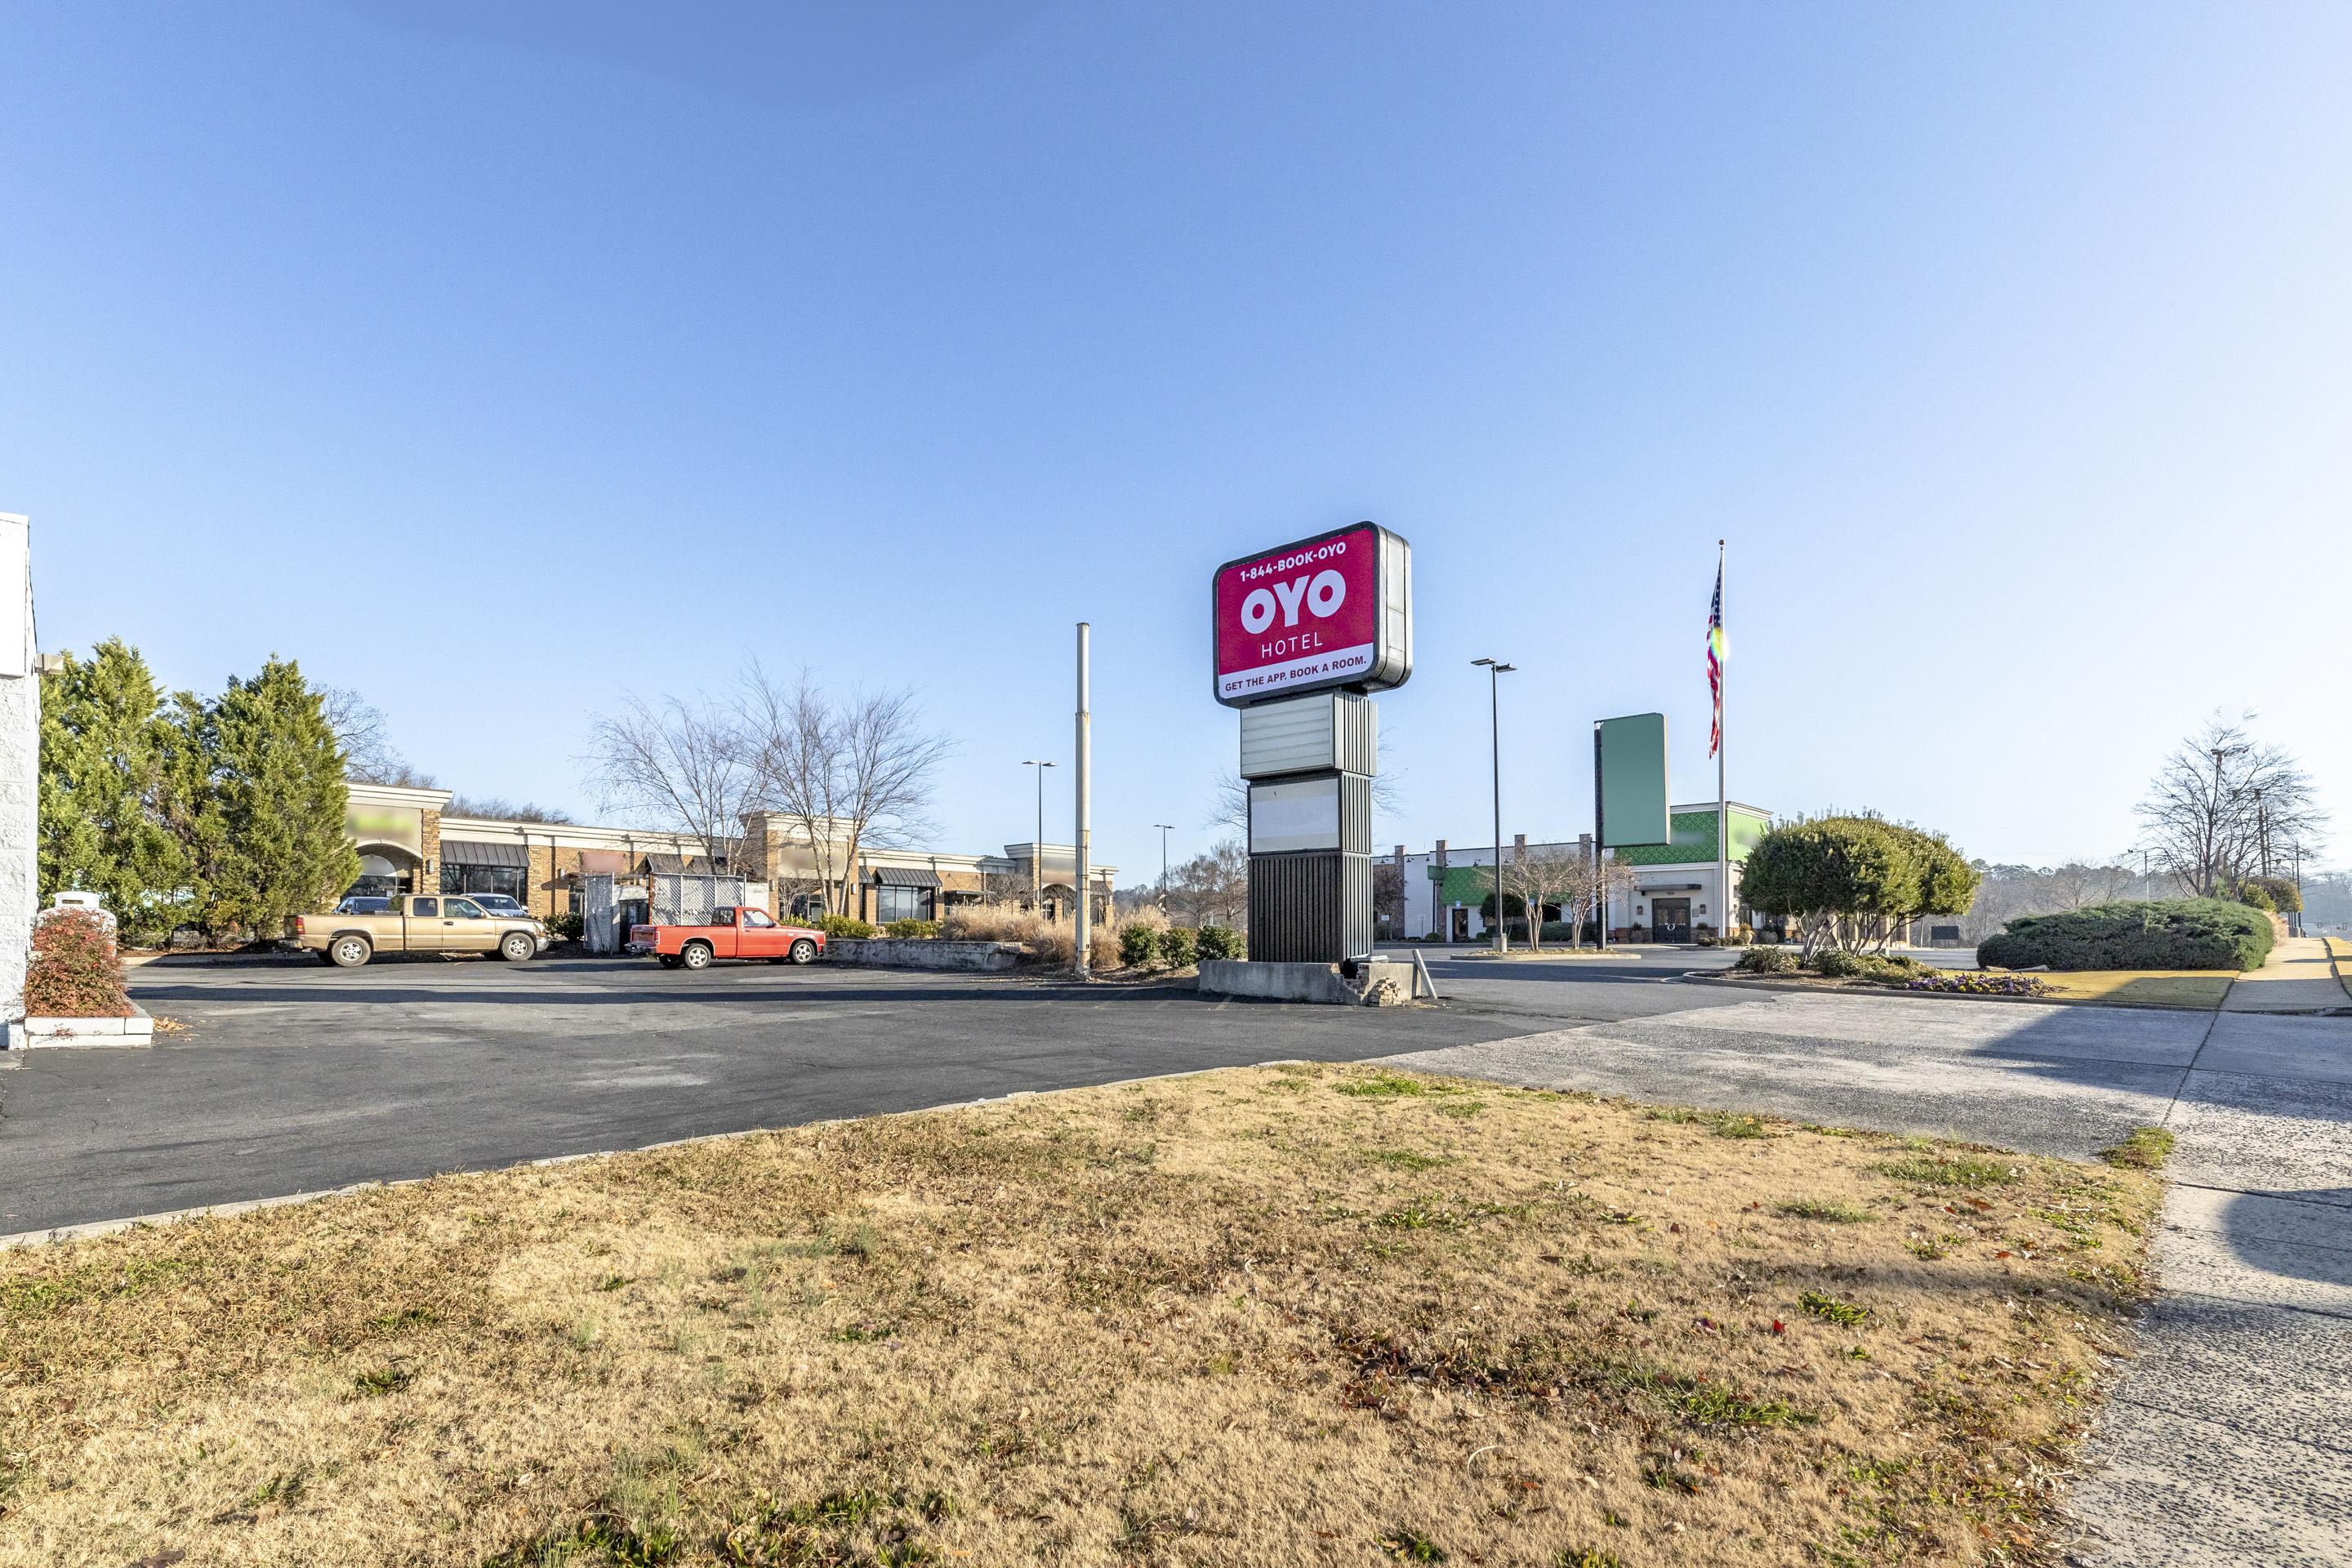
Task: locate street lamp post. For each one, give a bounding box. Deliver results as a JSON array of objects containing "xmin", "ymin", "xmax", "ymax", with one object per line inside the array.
[
  {"xmin": 1021, "ymin": 760, "xmax": 1056, "ymax": 912},
  {"xmin": 1154, "ymin": 824, "xmax": 1174, "ymax": 911},
  {"xmin": 1472, "ymin": 657, "xmax": 1517, "ymax": 953}
]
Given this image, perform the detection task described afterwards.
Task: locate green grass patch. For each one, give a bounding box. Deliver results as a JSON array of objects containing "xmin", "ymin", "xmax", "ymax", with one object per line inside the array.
[
  {"xmin": 1369, "ymin": 1149, "xmax": 1450, "ymax": 1171},
  {"xmin": 1798, "ymin": 1290, "xmax": 1870, "ymax": 1326},
  {"xmin": 1610, "ymin": 1361, "xmax": 1816, "ymax": 1429},
  {"xmin": 0, "ymin": 1255, "xmax": 199, "ymax": 1316},
  {"xmin": 1379, "ymin": 1526, "xmax": 1448, "ymax": 1561},
  {"xmin": 2099, "ymin": 1126, "xmax": 2176, "ymax": 1170},
  {"xmin": 1649, "ymin": 1107, "xmax": 1788, "ymax": 1139},
  {"xmin": 1338, "ymin": 1074, "xmax": 1428, "ymax": 1098},
  {"xmin": 1876, "ymin": 1155, "xmax": 2020, "ymax": 1189},
  {"xmin": 350, "ymin": 1364, "xmax": 413, "ymax": 1397},
  {"xmin": 1775, "ymin": 1197, "xmax": 1873, "ymax": 1223}
]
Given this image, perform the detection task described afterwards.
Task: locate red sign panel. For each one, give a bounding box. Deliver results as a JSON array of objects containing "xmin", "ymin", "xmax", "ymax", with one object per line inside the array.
[{"xmin": 1211, "ymin": 523, "xmax": 1410, "ymax": 706}]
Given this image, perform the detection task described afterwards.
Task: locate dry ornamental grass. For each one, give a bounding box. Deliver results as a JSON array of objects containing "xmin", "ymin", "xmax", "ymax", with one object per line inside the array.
[{"xmin": 0, "ymin": 1067, "xmax": 2163, "ymax": 1567}]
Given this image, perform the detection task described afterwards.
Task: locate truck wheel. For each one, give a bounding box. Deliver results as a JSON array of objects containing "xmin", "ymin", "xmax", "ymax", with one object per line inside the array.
[
  {"xmin": 789, "ymin": 939, "xmax": 817, "ymax": 964},
  {"xmin": 499, "ymin": 931, "xmax": 536, "ymax": 963},
  {"xmin": 680, "ymin": 942, "xmax": 713, "ymax": 971},
  {"xmin": 328, "ymin": 935, "xmax": 372, "ymax": 969}
]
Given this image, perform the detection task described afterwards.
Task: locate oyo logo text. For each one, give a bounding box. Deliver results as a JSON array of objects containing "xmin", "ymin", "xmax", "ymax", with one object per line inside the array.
[{"xmin": 1239, "ymin": 569, "xmax": 1347, "ymax": 635}]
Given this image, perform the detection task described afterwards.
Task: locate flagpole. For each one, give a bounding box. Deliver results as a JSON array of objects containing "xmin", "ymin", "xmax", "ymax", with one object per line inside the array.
[{"xmin": 1715, "ymin": 539, "xmax": 1729, "ymax": 940}]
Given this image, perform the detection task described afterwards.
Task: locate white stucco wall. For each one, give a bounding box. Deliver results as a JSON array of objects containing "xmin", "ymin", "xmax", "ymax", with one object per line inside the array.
[{"xmin": 0, "ymin": 514, "xmax": 36, "ymax": 1031}]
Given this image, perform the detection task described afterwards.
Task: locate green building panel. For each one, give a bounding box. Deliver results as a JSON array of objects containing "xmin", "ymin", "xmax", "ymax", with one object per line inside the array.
[
  {"xmin": 1422, "ymin": 808, "xmax": 1771, "ymax": 906},
  {"xmin": 1611, "ymin": 808, "xmax": 1770, "ymax": 867}
]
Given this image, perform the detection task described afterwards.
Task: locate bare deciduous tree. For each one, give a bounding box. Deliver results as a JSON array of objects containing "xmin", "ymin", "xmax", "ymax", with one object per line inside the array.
[
  {"xmin": 1506, "ymin": 844, "xmax": 1589, "ymax": 951},
  {"xmin": 585, "ymin": 690, "xmax": 762, "ymax": 871},
  {"xmin": 446, "ymin": 796, "xmax": 576, "ymax": 825},
  {"xmin": 319, "ymin": 686, "xmax": 435, "ymax": 787},
  {"xmin": 1168, "ymin": 838, "xmax": 1248, "ymax": 930},
  {"xmin": 1558, "ymin": 844, "xmax": 1639, "ymax": 947},
  {"xmin": 2136, "ymin": 715, "xmax": 2327, "ymax": 897},
  {"xmin": 740, "ymin": 666, "xmax": 955, "ymax": 921}
]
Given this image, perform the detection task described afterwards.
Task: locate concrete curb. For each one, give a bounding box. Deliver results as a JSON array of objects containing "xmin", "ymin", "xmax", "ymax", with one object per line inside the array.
[
  {"xmin": 123, "ymin": 951, "xmax": 314, "ymax": 968},
  {"xmin": 1681, "ymin": 971, "xmax": 2227, "ymax": 1012},
  {"xmin": 0, "ymin": 1058, "xmax": 1322, "ymax": 1252}
]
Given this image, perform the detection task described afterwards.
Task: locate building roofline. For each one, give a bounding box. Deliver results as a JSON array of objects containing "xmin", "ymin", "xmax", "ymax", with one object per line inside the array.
[{"xmin": 347, "ymin": 782, "xmax": 456, "ymax": 809}]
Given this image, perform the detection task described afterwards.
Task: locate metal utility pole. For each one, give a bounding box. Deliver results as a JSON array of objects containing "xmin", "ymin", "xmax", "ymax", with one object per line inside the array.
[
  {"xmin": 1021, "ymin": 760, "xmax": 1055, "ymax": 911},
  {"xmin": 1472, "ymin": 658, "xmax": 1516, "ymax": 952},
  {"xmin": 2256, "ymin": 789, "xmax": 2271, "ymax": 879},
  {"xmin": 1075, "ymin": 621, "xmax": 1093, "ymax": 978},
  {"xmin": 1714, "ymin": 539, "xmax": 1729, "ymax": 940},
  {"xmin": 1154, "ymin": 823, "xmax": 1174, "ymax": 910}
]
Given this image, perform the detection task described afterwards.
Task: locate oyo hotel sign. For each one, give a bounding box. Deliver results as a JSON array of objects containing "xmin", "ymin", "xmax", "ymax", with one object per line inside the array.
[{"xmin": 1211, "ymin": 523, "xmax": 1412, "ymax": 706}]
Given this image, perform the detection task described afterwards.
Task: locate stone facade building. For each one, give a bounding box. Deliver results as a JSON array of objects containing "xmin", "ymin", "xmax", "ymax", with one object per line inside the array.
[{"xmin": 342, "ymin": 783, "xmax": 1115, "ymax": 925}]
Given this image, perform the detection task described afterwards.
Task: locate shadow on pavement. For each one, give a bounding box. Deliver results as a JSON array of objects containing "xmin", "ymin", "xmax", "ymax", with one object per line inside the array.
[{"xmin": 2220, "ymin": 1187, "xmax": 2352, "ymax": 1290}]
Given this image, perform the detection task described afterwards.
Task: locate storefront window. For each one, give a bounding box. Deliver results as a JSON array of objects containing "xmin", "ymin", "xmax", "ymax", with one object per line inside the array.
[
  {"xmin": 875, "ymin": 884, "xmax": 934, "ymax": 923},
  {"xmin": 443, "ymin": 865, "xmax": 529, "ymax": 901}
]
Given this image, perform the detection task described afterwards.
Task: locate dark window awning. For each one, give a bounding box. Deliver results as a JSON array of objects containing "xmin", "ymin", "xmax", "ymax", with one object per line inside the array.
[
  {"xmin": 644, "ymin": 853, "xmax": 724, "ymax": 875},
  {"xmin": 441, "ymin": 840, "xmax": 531, "ymax": 868},
  {"xmin": 873, "ymin": 866, "xmax": 941, "ymax": 888},
  {"xmin": 1636, "ymin": 882, "xmax": 1704, "ymax": 893}
]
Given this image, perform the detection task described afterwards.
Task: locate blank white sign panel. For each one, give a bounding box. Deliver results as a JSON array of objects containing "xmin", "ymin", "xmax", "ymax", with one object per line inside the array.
[{"xmin": 1249, "ymin": 776, "xmax": 1340, "ymax": 854}]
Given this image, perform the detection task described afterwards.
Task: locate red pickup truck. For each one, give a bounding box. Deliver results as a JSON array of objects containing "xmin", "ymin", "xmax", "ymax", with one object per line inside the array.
[{"xmin": 628, "ymin": 906, "xmax": 826, "ymax": 970}]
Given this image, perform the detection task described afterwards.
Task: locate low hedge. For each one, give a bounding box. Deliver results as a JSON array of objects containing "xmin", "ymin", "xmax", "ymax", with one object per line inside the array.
[
  {"xmin": 814, "ymin": 915, "xmax": 875, "ymax": 940},
  {"xmin": 1196, "ymin": 924, "xmax": 1243, "ymax": 962},
  {"xmin": 1977, "ymin": 898, "xmax": 2274, "ymax": 973}
]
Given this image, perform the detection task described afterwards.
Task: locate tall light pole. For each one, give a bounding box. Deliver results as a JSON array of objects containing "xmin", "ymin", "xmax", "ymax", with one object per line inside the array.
[
  {"xmin": 1154, "ymin": 823, "xmax": 1174, "ymax": 911},
  {"xmin": 1472, "ymin": 658, "xmax": 1516, "ymax": 952},
  {"xmin": 1021, "ymin": 760, "xmax": 1056, "ymax": 911},
  {"xmin": 1075, "ymin": 622, "xmax": 1093, "ymax": 979}
]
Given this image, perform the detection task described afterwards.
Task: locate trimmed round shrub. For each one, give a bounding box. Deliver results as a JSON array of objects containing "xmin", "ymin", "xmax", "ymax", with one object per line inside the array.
[
  {"xmin": 1735, "ymin": 945, "xmax": 1797, "ymax": 973},
  {"xmin": 884, "ymin": 919, "xmax": 939, "ymax": 939},
  {"xmin": 1158, "ymin": 925, "xmax": 1198, "ymax": 969},
  {"xmin": 1119, "ymin": 924, "xmax": 1160, "ymax": 969},
  {"xmin": 1977, "ymin": 898, "xmax": 2273, "ymax": 972},
  {"xmin": 2242, "ymin": 875, "xmax": 2301, "ymax": 914},
  {"xmin": 815, "ymin": 915, "xmax": 875, "ymax": 940},
  {"xmin": 1196, "ymin": 924, "xmax": 1243, "ymax": 962},
  {"xmin": 26, "ymin": 907, "xmax": 131, "ymax": 1018}
]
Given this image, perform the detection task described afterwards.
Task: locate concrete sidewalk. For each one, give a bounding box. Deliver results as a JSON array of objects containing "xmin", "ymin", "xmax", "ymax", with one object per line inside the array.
[{"xmin": 2222, "ymin": 935, "xmax": 2350, "ymax": 1013}]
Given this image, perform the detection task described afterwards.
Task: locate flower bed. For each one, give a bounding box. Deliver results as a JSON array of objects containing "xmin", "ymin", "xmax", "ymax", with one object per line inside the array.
[{"xmin": 1905, "ymin": 972, "xmax": 2051, "ymax": 996}]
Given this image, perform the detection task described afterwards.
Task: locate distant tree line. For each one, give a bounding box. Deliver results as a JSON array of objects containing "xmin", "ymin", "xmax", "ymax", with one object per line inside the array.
[{"xmin": 39, "ymin": 639, "xmax": 356, "ymax": 946}]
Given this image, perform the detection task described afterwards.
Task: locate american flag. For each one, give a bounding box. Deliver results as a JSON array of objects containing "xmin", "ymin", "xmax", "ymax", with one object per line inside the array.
[{"xmin": 1706, "ymin": 561, "xmax": 1725, "ymax": 757}]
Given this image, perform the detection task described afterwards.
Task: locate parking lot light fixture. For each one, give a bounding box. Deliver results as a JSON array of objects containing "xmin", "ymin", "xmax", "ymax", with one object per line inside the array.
[
  {"xmin": 1022, "ymin": 760, "xmax": 1056, "ymax": 910},
  {"xmin": 1154, "ymin": 824, "xmax": 1174, "ymax": 910},
  {"xmin": 1472, "ymin": 658, "xmax": 1516, "ymax": 952}
]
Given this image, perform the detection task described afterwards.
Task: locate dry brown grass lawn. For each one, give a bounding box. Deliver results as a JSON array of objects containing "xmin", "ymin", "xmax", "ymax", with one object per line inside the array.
[{"xmin": 0, "ymin": 1067, "xmax": 2163, "ymax": 1568}]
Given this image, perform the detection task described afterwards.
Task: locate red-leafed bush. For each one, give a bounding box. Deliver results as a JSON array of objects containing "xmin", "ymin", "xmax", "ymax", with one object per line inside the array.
[{"xmin": 24, "ymin": 908, "xmax": 131, "ymax": 1018}]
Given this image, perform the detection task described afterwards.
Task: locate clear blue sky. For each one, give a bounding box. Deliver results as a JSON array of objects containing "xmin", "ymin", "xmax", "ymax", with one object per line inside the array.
[{"xmin": 8, "ymin": 2, "xmax": 2349, "ymax": 880}]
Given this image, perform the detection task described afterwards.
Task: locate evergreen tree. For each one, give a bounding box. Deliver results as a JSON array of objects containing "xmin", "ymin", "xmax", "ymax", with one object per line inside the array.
[
  {"xmin": 194, "ymin": 657, "xmax": 359, "ymax": 938},
  {"xmin": 37, "ymin": 639, "xmax": 195, "ymax": 944}
]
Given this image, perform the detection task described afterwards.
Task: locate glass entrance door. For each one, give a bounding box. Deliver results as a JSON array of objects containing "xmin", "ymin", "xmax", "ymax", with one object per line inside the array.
[{"xmin": 1650, "ymin": 898, "xmax": 1692, "ymax": 942}]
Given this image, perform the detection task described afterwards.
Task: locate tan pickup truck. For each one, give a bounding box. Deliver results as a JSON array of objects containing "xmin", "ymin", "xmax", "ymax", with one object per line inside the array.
[{"xmin": 292, "ymin": 894, "xmax": 550, "ymax": 968}]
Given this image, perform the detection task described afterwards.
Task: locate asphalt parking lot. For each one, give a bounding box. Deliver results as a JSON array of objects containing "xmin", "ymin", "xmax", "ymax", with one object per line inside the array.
[
  {"xmin": 0, "ymin": 950, "xmax": 1735, "ymax": 1236},
  {"xmin": 4, "ymin": 945, "xmax": 2345, "ymax": 1561}
]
